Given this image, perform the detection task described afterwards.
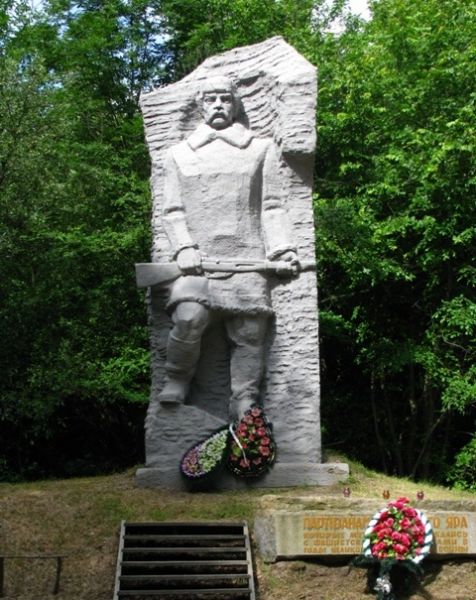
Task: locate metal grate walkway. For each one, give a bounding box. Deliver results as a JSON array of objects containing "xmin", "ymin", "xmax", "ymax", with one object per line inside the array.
[{"xmin": 113, "ymin": 521, "xmax": 256, "ymax": 599}]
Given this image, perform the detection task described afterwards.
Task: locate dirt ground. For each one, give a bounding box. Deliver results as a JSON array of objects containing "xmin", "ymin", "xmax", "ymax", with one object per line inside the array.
[
  {"xmin": 1, "ymin": 550, "xmax": 475, "ymax": 599},
  {"xmin": 255, "ymin": 557, "xmax": 476, "ymax": 600}
]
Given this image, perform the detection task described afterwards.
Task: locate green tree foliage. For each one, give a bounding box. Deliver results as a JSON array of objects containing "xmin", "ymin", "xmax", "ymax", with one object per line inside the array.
[
  {"xmin": 160, "ymin": 0, "xmax": 347, "ymax": 79},
  {"xmin": 314, "ymin": 0, "xmax": 476, "ymax": 480},
  {"xmin": 0, "ymin": 0, "xmax": 164, "ymax": 478}
]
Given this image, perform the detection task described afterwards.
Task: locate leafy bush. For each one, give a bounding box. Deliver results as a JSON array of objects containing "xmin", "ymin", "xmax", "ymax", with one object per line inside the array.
[{"xmin": 447, "ymin": 436, "xmax": 476, "ymax": 492}]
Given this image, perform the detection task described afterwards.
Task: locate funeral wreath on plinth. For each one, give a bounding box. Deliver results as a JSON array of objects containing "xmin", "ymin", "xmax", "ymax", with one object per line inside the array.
[{"xmin": 352, "ymin": 497, "xmax": 433, "ymax": 600}]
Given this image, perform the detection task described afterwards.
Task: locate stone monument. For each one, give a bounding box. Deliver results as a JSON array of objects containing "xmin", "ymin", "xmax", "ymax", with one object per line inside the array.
[{"xmin": 136, "ymin": 36, "xmax": 348, "ymax": 489}]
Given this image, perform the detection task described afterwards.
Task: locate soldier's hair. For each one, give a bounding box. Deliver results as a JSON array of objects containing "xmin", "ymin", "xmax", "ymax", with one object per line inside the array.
[{"xmin": 196, "ymin": 76, "xmax": 241, "ymax": 118}]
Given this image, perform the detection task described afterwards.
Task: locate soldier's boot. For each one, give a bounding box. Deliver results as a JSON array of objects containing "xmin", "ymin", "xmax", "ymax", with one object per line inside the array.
[{"xmin": 158, "ymin": 333, "xmax": 201, "ymax": 405}]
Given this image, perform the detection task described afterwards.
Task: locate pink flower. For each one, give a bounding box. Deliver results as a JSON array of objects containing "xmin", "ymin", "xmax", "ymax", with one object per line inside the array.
[
  {"xmin": 261, "ymin": 436, "xmax": 270, "ymax": 446},
  {"xmin": 412, "ymin": 524, "xmax": 424, "ymax": 537},
  {"xmin": 385, "ymin": 518, "xmax": 395, "ymax": 527},
  {"xmin": 256, "ymin": 427, "xmax": 266, "ymax": 437},
  {"xmin": 244, "ymin": 415, "xmax": 254, "ymax": 425},
  {"xmin": 254, "ymin": 417, "xmax": 264, "ymax": 426},
  {"xmin": 237, "ymin": 423, "xmax": 248, "ymax": 435},
  {"xmin": 239, "ymin": 458, "xmax": 250, "ymax": 468},
  {"xmin": 259, "ymin": 445, "xmax": 271, "ymax": 456}
]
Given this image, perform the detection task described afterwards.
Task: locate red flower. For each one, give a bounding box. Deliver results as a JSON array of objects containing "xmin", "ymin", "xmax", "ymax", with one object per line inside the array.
[
  {"xmin": 237, "ymin": 423, "xmax": 248, "ymax": 435},
  {"xmin": 254, "ymin": 417, "xmax": 264, "ymax": 426},
  {"xmin": 390, "ymin": 497, "xmax": 410, "ymax": 511},
  {"xmin": 373, "ymin": 542, "xmax": 386, "ymax": 552},
  {"xmin": 377, "ymin": 529, "xmax": 390, "ymax": 540}
]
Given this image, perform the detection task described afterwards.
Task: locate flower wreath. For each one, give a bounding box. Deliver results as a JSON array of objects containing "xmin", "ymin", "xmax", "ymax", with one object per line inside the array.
[
  {"xmin": 352, "ymin": 497, "xmax": 433, "ymax": 600},
  {"xmin": 180, "ymin": 405, "xmax": 276, "ymax": 485},
  {"xmin": 180, "ymin": 427, "xmax": 229, "ymax": 484},
  {"xmin": 227, "ymin": 405, "xmax": 276, "ymax": 478},
  {"xmin": 362, "ymin": 497, "xmax": 433, "ymax": 563}
]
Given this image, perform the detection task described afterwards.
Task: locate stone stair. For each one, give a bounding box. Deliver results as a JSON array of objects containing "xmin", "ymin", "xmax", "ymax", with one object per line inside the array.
[{"xmin": 113, "ymin": 521, "xmax": 256, "ymax": 599}]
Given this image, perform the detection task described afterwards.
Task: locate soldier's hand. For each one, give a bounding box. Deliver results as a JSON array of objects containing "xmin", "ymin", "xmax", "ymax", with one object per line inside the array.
[
  {"xmin": 275, "ymin": 250, "xmax": 300, "ymax": 277},
  {"xmin": 177, "ymin": 247, "xmax": 202, "ymax": 274}
]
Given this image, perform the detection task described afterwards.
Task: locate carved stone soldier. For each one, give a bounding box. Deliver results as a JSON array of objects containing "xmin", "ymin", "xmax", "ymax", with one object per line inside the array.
[
  {"xmin": 137, "ymin": 38, "xmax": 348, "ymax": 490},
  {"xmin": 158, "ymin": 76, "xmax": 299, "ymax": 420}
]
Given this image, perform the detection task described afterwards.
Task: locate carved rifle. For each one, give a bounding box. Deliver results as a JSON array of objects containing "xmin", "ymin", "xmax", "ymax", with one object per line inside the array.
[{"xmin": 135, "ymin": 258, "xmax": 316, "ymax": 288}]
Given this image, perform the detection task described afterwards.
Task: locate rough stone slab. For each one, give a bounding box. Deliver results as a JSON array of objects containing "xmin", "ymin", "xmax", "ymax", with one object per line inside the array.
[
  {"xmin": 253, "ymin": 496, "xmax": 476, "ymax": 562},
  {"xmin": 139, "ymin": 400, "xmax": 348, "ymax": 487},
  {"xmin": 136, "ymin": 463, "xmax": 348, "ymax": 491},
  {"xmin": 144, "ymin": 403, "xmax": 227, "ymax": 468}
]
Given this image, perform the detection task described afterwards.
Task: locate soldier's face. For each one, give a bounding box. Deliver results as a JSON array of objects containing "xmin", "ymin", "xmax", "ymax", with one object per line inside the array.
[{"xmin": 202, "ymin": 90, "xmax": 234, "ymax": 130}]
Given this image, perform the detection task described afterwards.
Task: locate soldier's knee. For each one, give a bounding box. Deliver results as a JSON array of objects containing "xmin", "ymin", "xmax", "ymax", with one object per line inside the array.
[
  {"xmin": 173, "ymin": 302, "xmax": 210, "ymax": 339},
  {"xmin": 228, "ymin": 315, "xmax": 268, "ymax": 346}
]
